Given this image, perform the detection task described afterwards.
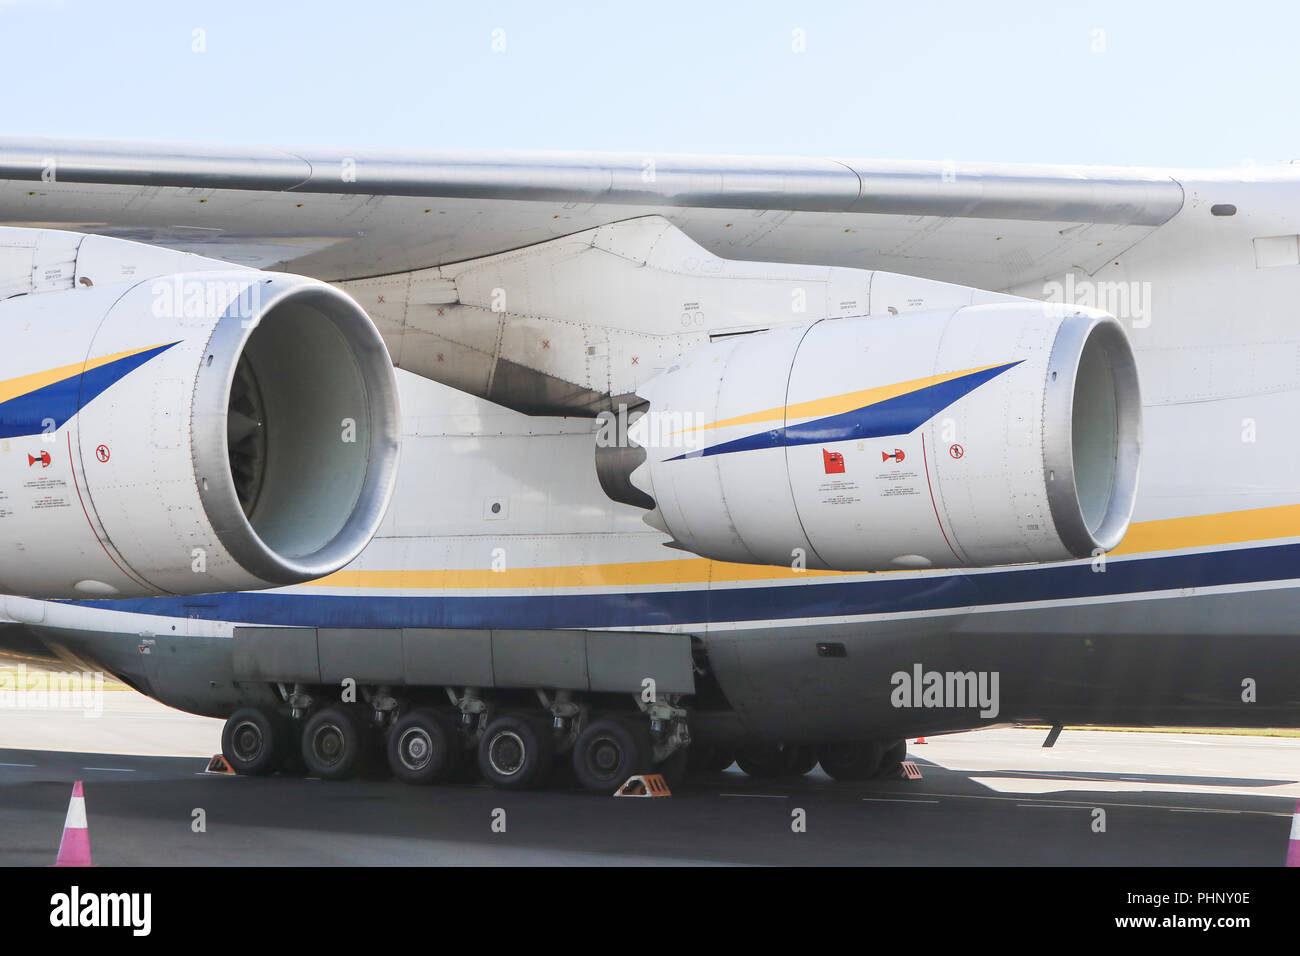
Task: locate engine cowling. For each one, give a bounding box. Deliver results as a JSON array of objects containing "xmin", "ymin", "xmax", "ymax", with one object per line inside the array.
[
  {"xmin": 0, "ymin": 270, "xmax": 400, "ymax": 598},
  {"xmin": 598, "ymin": 303, "xmax": 1140, "ymax": 571}
]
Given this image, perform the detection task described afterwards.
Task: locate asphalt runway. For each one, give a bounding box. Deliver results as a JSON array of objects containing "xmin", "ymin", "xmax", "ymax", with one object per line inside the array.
[{"xmin": 0, "ymin": 700, "xmax": 1296, "ymax": 865}]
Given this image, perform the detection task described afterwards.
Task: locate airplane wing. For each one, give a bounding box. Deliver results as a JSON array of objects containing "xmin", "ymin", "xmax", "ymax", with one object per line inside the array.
[{"xmin": 0, "ymin": 136, "xmax": 1184, "ymax": 292}]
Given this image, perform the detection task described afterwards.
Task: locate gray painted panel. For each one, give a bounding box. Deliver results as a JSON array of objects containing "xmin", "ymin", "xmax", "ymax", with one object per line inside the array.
[
  {"xmin": 586, "ymin": 631, "xmax": 694, "ymax": 695},
  {"xmin": 232, "ymin": 627, "xmax": 319, "ymax": 683},
  {"xmin": 492, "ymin": 630, "xmax": 588, "ymax": 689},
  {"xmin": 402, "ymin": 628, "xmax": 494, "ymax": 687},
  {"xmin": 0, "ymin": 138, "xmax": 1184, "ymax": 225},
  {"xmin": 318, "ymin": 628, "xmax": 405, "ymax": 684}
]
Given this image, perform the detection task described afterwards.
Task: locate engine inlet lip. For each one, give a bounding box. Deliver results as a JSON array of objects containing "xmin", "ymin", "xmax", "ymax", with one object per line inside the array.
[
  {"xmin": 190, "ymin": 275, "xmax": 400, "ymax": 584},
  {"xmin": 1041, "ymin": 311, "xmax": 1142, "ymax": 558}
]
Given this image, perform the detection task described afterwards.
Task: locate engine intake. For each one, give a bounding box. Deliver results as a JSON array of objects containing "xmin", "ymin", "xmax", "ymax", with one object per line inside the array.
[
  {"xmin": 599, "ymin": 303, "xmax": 1140, "ymax": 571},
  {"xmin": 0, "ymin": 268, "xmax": 399, "ymax": 598}
]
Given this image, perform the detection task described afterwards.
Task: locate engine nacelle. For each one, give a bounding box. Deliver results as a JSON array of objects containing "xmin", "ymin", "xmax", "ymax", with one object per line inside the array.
[
  {"xmin": 0, "ymin": 270, "xmax": 400, "ymax": 598},
  {"xmin": 599, "ymin": 303, "xmax": 1140, "ymax": 571}
]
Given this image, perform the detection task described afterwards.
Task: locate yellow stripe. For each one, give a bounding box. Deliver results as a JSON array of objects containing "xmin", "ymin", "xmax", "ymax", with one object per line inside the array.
[
  {"xmin": 686, "ymin": 362, "xmax": 1014, "ymax": 434},
  {"xmin": 310, "ymin": 503, "xmax": 1300, "ymax": 591},
  {"xmin": 317, "ymin": 559, "xmax": 851, "ymax": 590},
  {"xmin": 1109, "ymin": 503, "xmax": 1300, "ymax": 556},
  {"xmin": 0, "ymin": 343, "xmax": 175, "ymax": 406}
]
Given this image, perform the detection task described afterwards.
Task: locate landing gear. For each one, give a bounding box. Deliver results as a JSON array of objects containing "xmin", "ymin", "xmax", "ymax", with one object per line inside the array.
[
  {"xmin": 387, "ymin": 709, "xmax": 460, "ymax": 784},
  {"xmin": 301, "ymin": 705, "xmax": 372, "ymax": 781},
  {"xmin": 477, "ymin": 714, "xmax": 553, "ymax": 789},
  {"xmin": 221, "ymin": 707, "xmax": 293, "ymax": 775},
  {"xmin": 736, "ymin": 743, "xmax": 817, "ymax": 778},
  {"xmin": 571, "ymin": 718, "xmax": 649, "ymax": 794},
  {"xmin": 818, "ymin": 740, "xmax": 883, "ymax": 781}
]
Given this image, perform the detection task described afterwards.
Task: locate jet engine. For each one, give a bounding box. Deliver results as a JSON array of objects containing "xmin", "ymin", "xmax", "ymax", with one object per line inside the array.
[
  {"xmin": 0, "ymin": 268, "xmax": 400, "ymax": 598},
  {"xmin": 597, "ymin": 303, "xmax": 1140, "ymax": 571}
]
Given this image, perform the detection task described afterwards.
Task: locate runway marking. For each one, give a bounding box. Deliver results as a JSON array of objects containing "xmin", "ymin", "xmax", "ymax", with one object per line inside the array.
[
  {"xmin": 1171, "ymin": 808, "xmax": 1242, "ymax": 814},
  {"xmin": 849, "ymin": 788, "xmax": 1291, "ymax": 817},
  {"xmin": 83, "ymin": 767, "xmax": 135, "ymax": 772},
  {"xmin": 720, "ymin": 793, "xmax": 787, "ymax": 799},
  {"xmin": 862, "ymin": 797, "xmax": 939, "ymax": 804},
  {"xmin": 0, "ymin": 762, "xmax": 36, "ymax": 768},
  {"xmin": 1016, "ymin": 803, "xmax": 1094, "ymax": 809}
]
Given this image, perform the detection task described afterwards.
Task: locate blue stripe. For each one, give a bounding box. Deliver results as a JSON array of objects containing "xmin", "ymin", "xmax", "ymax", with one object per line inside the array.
[
  {"xmin": 0, "ymin": 343, "xmax": 179, "ymax": 440},
  {"xmin": 65, "ymin": 540, "xmax": 1300, "ymax": 629},
  {"xmin": 671, "ymin": 362, "xmax": 1021, "ymax": 460}
]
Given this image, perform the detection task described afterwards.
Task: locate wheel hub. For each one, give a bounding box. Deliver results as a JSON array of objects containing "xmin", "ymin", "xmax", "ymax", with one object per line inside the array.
[
  {"xmin": 313, "ymin": 725, "xmax": 345, "ymax": 765},
  {"xmin": 232, "ymin": 721, "xmax": 263, "ymax": 761},
  {"xmin": 400, "ymin": 729, "xmax": 431, "ymax": 770},
  {"xmin": 589, "ymin": 736, "xmax": 622, "ymax": 777},
  {"xmin": 488, "ymin": 731, "xmax": 525, "ymax": 776}
]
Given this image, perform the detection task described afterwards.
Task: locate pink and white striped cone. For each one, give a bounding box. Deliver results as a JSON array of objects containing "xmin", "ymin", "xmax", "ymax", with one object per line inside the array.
[
  {"xmin": 53, "ymin": 781, "xmax": 92, "ymax": 867},
  {"xmin": 1287, "ymin": 800, "xmax": 1300, "ymax": 867}
]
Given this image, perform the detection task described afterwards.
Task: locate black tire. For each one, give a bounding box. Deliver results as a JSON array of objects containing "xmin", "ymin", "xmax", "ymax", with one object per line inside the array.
[
  {"xmin": 874, "ymin": 737, "xmax": 908, "ymax": 777},
  {"xmin": 387, "ymin": 709, "xmax": 460, "ymax": 784},
  {"xmin": 656, "ymin": 746, "xmax": 690, "ymax": 790},
  {"xmin": 736, "ymin": 743, "xmax": 806, "ymax": 778},
  {"xmin": 572, "ymin": 718, "xmax": 649, "ymax": 794},
  {"xmin": 787, "ymin": 746, "xmax": 820, "ymax": 777},
  {"xmin": 688, "ymin": 745, "xmax": 735, "ymax": 775},
  {"xmin": 477, "ymin": 714, "xmax": 554, "ymax": 790},
  {"xmin": 818, "ymin": 740, "xmax": 884, "ymax": 782},
  {"xmin": 301, "ymin": 706, "xmax": 369, "ymax": 781},
  {"xmin": 221, "ymin": 707, "xmax": 289, "ymax": 776}
]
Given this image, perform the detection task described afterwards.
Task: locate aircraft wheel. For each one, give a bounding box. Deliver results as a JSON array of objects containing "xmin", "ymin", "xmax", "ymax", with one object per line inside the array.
[
  {"xmin": 572, "ymin": 718, "xmax": 649, "ymax": 794},
  {"xmin": 687, "ymin": 744, "xmax": 735, "ymax": 775},
  {"xmin": 691, "ymin": 749, "xmax": 733, "ymax": 780},
  {"xmin": 478, "ymin": 714, "xmax": 554, "ymax": 790},
  {"xmin": 302, "ymin": 705, "xmax": 369, "ymax": 780},
  {"xmin": 787, "ymin": 746, "xmax": 820, "ymax": 777},
  {"xmin": 656, "ymin": 746, "xmax": 690, "ymax": 790},
  {"xmin": 736, "ymin": 743, "xmax": 807, "ymax": 778},
  {"xmin": 874, "ymin": 737, "xmax": 908, "ymax": 777},
  {"xmin": 818, "ymin": 740, "xmax": 883, "ymax": 781},
  {"xmin": 221, "ymin": 707, "xmax": 290, "ymax": 775},
  {"xmin": 388, "ymin": 708, "xmax": 460, "ymax": 784}
]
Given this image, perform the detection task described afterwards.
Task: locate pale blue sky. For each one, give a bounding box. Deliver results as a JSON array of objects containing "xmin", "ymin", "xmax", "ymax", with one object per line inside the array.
[{"xmin": 0, "ymin": 0, "xmax": 1292, "ymax": 167}]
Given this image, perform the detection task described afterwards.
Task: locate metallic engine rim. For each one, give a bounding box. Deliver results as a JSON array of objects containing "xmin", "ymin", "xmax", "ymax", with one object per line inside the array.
[
  {"xmin": 190, "ymin": 274, "xmax": 401, "ymax": 584},
  {"xmin": 1041, "ymin": 312, "xmax": 1142, "ymax": 557}
]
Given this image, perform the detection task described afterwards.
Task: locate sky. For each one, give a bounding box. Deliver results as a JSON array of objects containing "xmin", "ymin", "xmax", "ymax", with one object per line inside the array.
[{"xmin": 0, "ymin": 0, "xmax": 1293, "ymax": 168}]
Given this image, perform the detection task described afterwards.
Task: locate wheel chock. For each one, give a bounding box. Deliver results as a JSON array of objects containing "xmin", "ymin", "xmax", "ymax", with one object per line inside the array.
[
  {"xmin": 614, "ymin": 773, "xmax": 672, "ymax": 797},
  {"xmin": 900, "ymin": 760, "xmax": 922, "ymax": 780},
  {"xmin": 205, "ymin": 754, "xmax": 236, "ymax": 775}
]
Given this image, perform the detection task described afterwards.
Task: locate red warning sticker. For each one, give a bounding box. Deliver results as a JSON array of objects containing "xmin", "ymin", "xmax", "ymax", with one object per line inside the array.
[
  {"xmin": 95, "ymin": 445, "xmax": 111, "ymax": 463},
  {"xmin": 27, "ymin": 450, "xmax": 51, "ymax": 468},
  {"xmin": 822, "ymin": 449, "xmax": 845, "ymax": 474},
  {"xmin": 949, "ymin": 444, "xmax": 965, "ymax": 459},
  {"xmin": 881, "ymin": 448, "xmax": 905, "ymax": 463}
]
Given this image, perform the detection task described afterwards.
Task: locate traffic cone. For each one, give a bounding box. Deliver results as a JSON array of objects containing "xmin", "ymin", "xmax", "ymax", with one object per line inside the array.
[
  {"xmin": 915, "ymin": 736, "xmax": 927, "ymax": 744},
  {"xmin": 1287, "ymin": 800, "xmax": 1300, "ymax": 867},
  {"xmin": 53, "ymin": 781, "xmax": 92, "ymax": 867}
]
